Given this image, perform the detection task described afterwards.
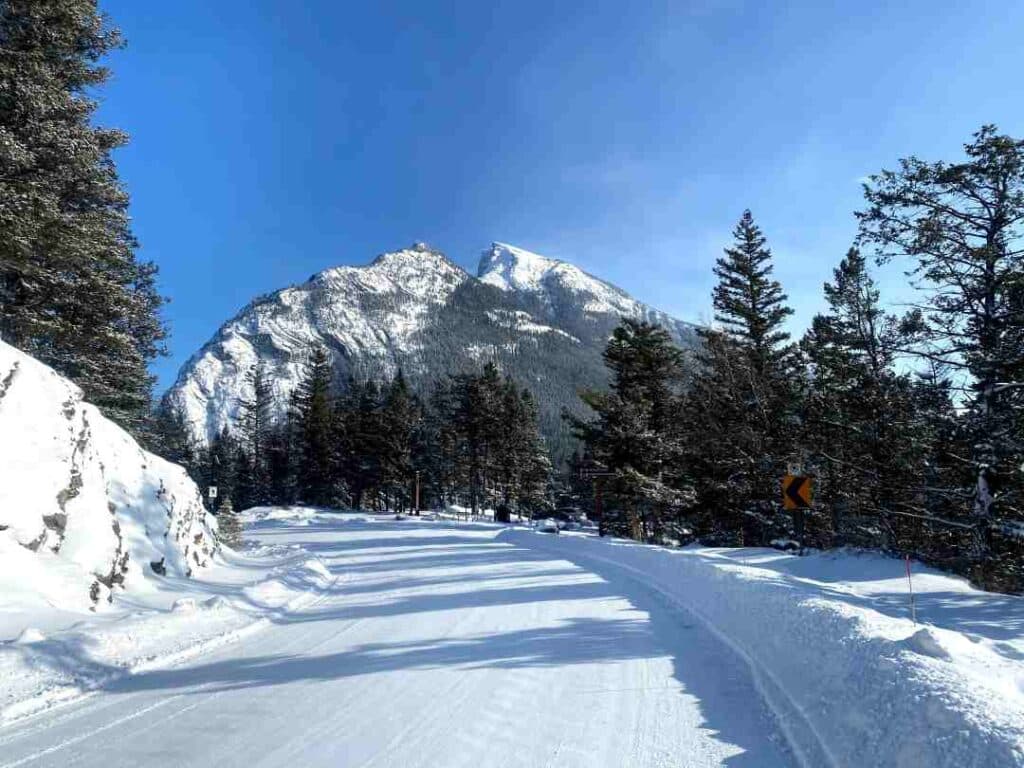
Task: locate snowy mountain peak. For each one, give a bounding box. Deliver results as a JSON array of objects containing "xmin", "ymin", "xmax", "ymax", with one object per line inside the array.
[
  {"xmin": 478, "ymin": 242, "xmax": 565, "ymax": 292},
  {"xmin": 165, "ymin": 240, "xmax": 700, "ymax": 449},
  {"xmin": 317, "ymin": 245, "xmax": 468, "ymax": 303},
  {"xmin": 478, "ymin": 242, "xmax": 660, "ymax": 319}
]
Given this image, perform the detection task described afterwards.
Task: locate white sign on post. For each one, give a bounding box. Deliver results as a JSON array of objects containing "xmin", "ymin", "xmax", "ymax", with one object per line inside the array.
[{"xmin": 208, "ymin": 486, "xmax": 218, "ymax": 500}]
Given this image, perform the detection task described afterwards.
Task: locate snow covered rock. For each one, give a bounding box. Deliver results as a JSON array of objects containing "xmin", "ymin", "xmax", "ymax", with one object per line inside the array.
[
  {"xmin": 164, "ymin": 242, "xmax": 700, "ymax": 461},
  {"xmin": 0, "ymin": 339, "xmax": 217, "ymax": 611}
]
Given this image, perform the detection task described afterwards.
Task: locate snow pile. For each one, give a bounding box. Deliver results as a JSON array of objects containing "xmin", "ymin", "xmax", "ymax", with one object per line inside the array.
[
  {"xmin": 0, "ymin": 339, "xmax": 217, "ymax": 613},
  {"xmin": 509, "ymin": 530, "xmax": 1024, "ymax": 768},
  {"xmin": 0, "ymin": 509, "xmax": 336, "ymax": 724}
]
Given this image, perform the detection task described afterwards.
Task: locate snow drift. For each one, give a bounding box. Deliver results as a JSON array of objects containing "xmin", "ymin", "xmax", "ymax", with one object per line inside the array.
[{"xmin": 0, "ymin": 339, "xmax": 217, "ymax": 611}]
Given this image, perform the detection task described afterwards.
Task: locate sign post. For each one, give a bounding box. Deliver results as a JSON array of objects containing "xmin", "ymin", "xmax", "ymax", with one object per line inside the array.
[
  {"xmin": 579, "ymin": 464, "xmax": 614, "ymax": 536},
  {"xmin": 782, "ymin": 474, "xmax": 812, "ymax": 541},
  {"xmin": 414, "ymin": 471, "xmax": 421, "ymax": 516},
  {"xmin": 207, "ymin": 486, "xmax": 218, "ymax": 504}
]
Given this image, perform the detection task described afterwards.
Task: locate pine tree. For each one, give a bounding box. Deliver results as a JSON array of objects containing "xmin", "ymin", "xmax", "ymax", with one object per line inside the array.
[
  {"xmin": 207, "ymin": 427, "xmax": 238, "ymax": 505},
  {"xmin": 857, "ymin": 125, "xmax": 1024, "ymax": 585},
  {"xmin": 570, "ymin": 319, "xmax": 691, "ymax": 541},
  {"xmin": 379, "ymin": 371, "xmax": 418, "ymax": 511},
  {"xmin": 453, "ymin": 363, "xmax": 504, "ymax": 515},
  {"xmin": 0, "ymin": 1, "xmax": 166, "ymax": 434},
  {"xmin": 148, "ymin": 401, "xmax": 198, "ymax": 474},
  {"xmin": 491, "ymin": 379, "xmax": 551, "ymax": 517},
  {"xmin": 801, "ymin": 249, "xmax": 933, "ymax": 547},
  {"xmin": 266, "ymin": 418, "xmax": 298, "ymax": 506},
  {"xmin": 684, "ymin": 212, "xmax": 800, "ymax": 544},
  {"xmin": 232, "ymin": 445, "xmax": 255, "ymax": 511},
  {"xmin": 419, "ymin": 380, "xmax": 460, "ymax": 509},
  {"xmin": 713, "ymin": 210, "xmax": 795, "ymax": 378},
  {"xmin": 237, "ymin": 364, "xmax": 274, "ymax": 505},
  {"xmin": 336, "ymin": 378, "xmax": 384, "ymax": 510},
  {"xmin": 291, "ymin": 346, "xmax": 339, "ymax": 507}
]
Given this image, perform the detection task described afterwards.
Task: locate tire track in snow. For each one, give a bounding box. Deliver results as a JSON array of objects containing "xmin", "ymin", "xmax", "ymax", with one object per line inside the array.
[{"xmin": 509, "ymin": 532, "xmax": 829, "ymax": 768}]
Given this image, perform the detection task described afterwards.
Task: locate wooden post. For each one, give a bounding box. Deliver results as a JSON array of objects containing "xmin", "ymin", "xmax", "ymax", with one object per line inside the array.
[{"xmin": 415, "ymin": 471, "xmax": 421, "ymax": 516}]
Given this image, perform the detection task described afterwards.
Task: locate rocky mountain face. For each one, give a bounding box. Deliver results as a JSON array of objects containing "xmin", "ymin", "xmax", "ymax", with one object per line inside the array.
[{"xmin": 164, "ymin": 242, "xmax": 699, "ymax": 464}]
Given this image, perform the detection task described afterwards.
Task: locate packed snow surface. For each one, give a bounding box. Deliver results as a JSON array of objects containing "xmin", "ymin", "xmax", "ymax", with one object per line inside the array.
[{"xmin": 2, "ymin": 510, "xmax": 1021, "ymax": 767}]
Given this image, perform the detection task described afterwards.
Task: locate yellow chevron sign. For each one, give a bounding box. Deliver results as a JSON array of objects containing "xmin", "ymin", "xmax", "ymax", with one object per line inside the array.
[{"xmin": 783, "ymin": 475, "xmax": 812, "ymax": 510}]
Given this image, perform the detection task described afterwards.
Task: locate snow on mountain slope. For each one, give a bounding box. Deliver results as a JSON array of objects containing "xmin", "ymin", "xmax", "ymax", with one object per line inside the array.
[
  {"xmin": 167, "ymin": 244, "xmax": 469, "ymax": 443},
  {"xmin": 0, "ymin": 338, "xmax": 217, "ymax": 613},
  {"xmin": 166, "ymin": 241, "xmax": 700, "ymax": 451},
  {"xmin": 479, "ymin": 241, "xmax": 640, "ymax": 312},
  {"xmin": 478, "ymin": 242, "xmax": 699, "ymax": 338}
]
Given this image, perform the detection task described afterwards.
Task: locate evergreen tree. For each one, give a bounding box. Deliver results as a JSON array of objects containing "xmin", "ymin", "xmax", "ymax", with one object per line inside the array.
[
  {"xmin": 379, "ymin": 371, "xmax": 418, "ymax": 511},
  {"xmin": 266, "ymin": 418, "xmax": 298, "ymax": 506},
  {"xmin": 419, "ymin": 380, "xmax": 460, "ymax": 509},
  {"xmin": 237, "ymin": 364, "xmax": 274, "ymax": 505},
  {"xmin": 570, "ymin": 320, "xmax": 691, "ymax": 541},
  {"xmin": 452, "ymin": 363, "xmax": 503, "ymax": 515},
  {"xmin": 683, "ymin": 212, "xmax": 800, "ymax": 544},
  {"xmin": 713, "ymin": 210, "xmax": 795, "ymax": 378},
  {"xmin": 207, "ymin": 427, "xmax": 238, "ymax": 506},
  {"xmin": 337, "ymin": 378, "xmax": 384, "ymax": 510},
  {"xmin": 801, "ymin": 249, "xmax": 936, "ymax": 547},
  {"xmin": 0, "ymin": 1, "xmax": 166, "ymax": 434},
  {"xmin": 857, "ymin": 125, "xmax": 1024, "ymax": 585},
  {"xmin": 291, "ymin": 346, "xmax": 338, "ymax": 506},
  {"xmin": 493, "ymin": 380, "xmax": 551, "ymax": 516},
  {"xmin": 148, "ymin": 401, "xmax": 197, "ymax": 474},
  {"xmin": 232, "ymin": 445, "xmax": 255, "ymax": 511}
]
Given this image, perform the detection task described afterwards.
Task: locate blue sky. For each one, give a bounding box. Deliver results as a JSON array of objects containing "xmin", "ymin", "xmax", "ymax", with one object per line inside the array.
[{"xmin": 96, "ymin": 0, "xmax": 1024, "ymax": 391}]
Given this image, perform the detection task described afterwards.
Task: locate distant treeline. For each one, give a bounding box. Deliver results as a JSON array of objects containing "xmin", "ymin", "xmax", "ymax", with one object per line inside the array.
[{"xmin": 154, "ymin": 352, "xmax": 551, "ymax": 518}]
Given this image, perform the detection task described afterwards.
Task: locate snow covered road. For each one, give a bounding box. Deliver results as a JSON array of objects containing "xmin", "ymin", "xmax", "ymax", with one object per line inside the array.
[{"xmin": 0, "ymin": 515, "xmax": 794, "ymax": 767}]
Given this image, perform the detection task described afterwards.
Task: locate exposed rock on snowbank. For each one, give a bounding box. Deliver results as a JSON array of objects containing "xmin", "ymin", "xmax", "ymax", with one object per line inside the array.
[{"xmin": 0, "ymin": 339, "xmax": 217, "ymax": 610}]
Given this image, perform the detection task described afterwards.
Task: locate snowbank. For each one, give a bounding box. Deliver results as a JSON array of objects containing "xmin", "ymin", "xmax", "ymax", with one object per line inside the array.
[
  {"xmin": 0, "ymin": 546, "xmax": 336, "ymax": 724},
  {"xmin": 506, "ymin": 529, "xmax": 1024, "ymax": 768},
  {"xmin": 0, "ymin": 339, "xmax": 217, "ymax": 614}
]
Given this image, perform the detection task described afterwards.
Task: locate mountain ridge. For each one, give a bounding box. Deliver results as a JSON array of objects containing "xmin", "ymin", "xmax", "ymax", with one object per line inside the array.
[{"xmin": 164, "ymin": 242, "xmax": 700, "ymax": 464}]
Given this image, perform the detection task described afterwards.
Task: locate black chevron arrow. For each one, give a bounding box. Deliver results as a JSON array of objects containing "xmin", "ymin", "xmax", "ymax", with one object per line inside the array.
[{"xmin": 785, "ymin": 476, "xmax": 810, "ymax": 508}]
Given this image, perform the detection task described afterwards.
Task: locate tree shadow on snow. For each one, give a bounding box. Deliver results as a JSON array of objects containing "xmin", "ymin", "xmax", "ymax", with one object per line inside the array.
[{"xmin": 100, "ymin": 519, "xmax": 796, "ymax": 767}]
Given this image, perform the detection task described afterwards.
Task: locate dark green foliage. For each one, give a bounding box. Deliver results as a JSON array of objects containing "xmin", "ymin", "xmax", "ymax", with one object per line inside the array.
[
  {"xmin": 569, "ymin": 319, "xmax": 693, "ymax": 542},
  {"xmin": 0, "ymin": 0, "xmax": 166, "ymax": 434},
  {"xmin": 215, "ymin": 350, "xmax": 552, "ymax": 518},
  {"xmin": 566, "ymin": 133, "xmax": 1024, "ymax": 593},
  {"xmin": 683, "ymin": 212, "xmax": 801, "ymax": 544},
  {"xmin": 857, "ymin": 125, "xmax": 1024, "ymax": 590},
  {"xmin": 237, "ymin": 364, "xmax": 274, "ymax": 505},
  {"xmin": 147, "ymin": 401, "xmax": 197, "ymax": 470},
  {"xmin": 290, "ymin": 346, "xmax": 340, "ymax": 506},
  {"xmin": 206, "ymin": 427, "xmax": 238, "ymax": 509},
  {"xmin": 713, "ymin": 210, "xmax": 794, "ymax": 378},
  {"xmin": 800, "ymin": 250, "xmax": 955, "ymax": 550}
]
